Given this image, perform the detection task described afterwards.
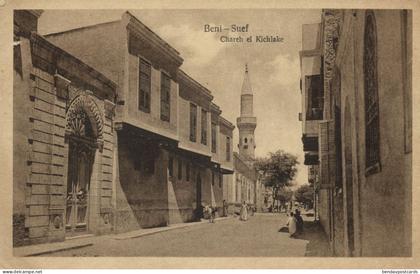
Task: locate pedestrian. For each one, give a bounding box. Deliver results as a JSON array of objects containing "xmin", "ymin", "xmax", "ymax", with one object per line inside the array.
[
  {"xmin": 210, "ymin": 205, "xmax": 216, "ymax": 223},
  {"xmin": 239, "ymin": 201, "xmax": 248, "ymax": 221},
  {"xmin": 295, "ymin": 209, "xmax": 304, "ymax": 234},
  {"xmin": 286, "ymin": 212, "xmax": 297, "ymax": 237},
  {"xmin": 222, "ymin": 200, "xmax": 228, "ymax": 217},
  {"xmin": 204, "ymin": 205, "xmax": 214, "ymax": 223}
]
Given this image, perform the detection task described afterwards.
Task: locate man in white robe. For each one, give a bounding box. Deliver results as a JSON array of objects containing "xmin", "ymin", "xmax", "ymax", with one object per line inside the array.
[
  {"xmin": 240, "ymin": 201, "xmax": 248, "ymax": 221},
  {"xmin": 286, "ymin": 212, "xmax": 297, "ymax": 237}
]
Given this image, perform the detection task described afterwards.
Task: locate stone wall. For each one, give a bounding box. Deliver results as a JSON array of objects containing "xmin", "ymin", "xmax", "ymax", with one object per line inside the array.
[{"xmin": 13, "ymin": 34, "xmax": 116, "ymax": 246}]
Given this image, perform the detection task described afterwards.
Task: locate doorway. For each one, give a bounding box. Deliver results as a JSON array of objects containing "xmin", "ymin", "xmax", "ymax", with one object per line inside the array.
[{"xmin": 65, "ymin": 136, "xmax": 95, "ymax": 236}]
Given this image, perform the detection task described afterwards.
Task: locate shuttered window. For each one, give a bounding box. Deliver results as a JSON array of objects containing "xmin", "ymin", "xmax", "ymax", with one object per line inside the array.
[
  {"xmin": 201, "ymin": 109, "xmax": 208, "ymax": 145},
  {"xmin": 211, "ymin": 122, "xmax": 217, "ymax": 153},
  {"xmin": 138, "ymin": 58, "xmax": 151, "ymax": 113},
  {"xmin": 190, "ymin": 104, "xmax": 197, "ymax": 142},
  {"xmin": 226, "ymin": 136, "xmax": 231, "ymax": 161},
  {"xmin": 306, "ymin": 74, "xmax": 323, "ymax": 120},
  {"xmin": 160, "ymin": 72, "xmax": 171, "ymax": 122}
]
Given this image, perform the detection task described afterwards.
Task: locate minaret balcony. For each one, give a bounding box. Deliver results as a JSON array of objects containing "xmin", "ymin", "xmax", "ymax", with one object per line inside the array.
[{"xmin": 237, "ymin": 116, "xmax": 257, "ymax": 126}]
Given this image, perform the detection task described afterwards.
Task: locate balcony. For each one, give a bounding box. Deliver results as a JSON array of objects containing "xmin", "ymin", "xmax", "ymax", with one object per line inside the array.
[
  {"xmin": 304, "ymin": 152, "xmax": 319, "ymax": 165},
  {"xmin": 302, "ymin": 134, "xmax": 319, "ymax": 152},
  {"xmin": 306, "ymin": 107, "xmax": 323, "ymax": 120}
]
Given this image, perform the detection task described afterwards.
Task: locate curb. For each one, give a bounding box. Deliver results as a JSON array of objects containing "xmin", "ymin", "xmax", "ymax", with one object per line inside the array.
[
  {"xmin": 15, "ymin": 242, "xmax": 94, "ymax": 257},
  {"xmin": 114, "ymin": 216, "xmax": 233, "ymax": 240},
  {"xmin": 14, "ymin": 216, "xmax": 234, "ymax": 256}
]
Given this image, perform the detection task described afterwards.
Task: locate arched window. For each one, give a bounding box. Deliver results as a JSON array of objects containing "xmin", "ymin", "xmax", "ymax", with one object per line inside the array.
[
  {"xmin": 363, "ymin": 11, "xmax": 381, "ymax": 174},
  {"xmin": 244, "ymin": 137, "xmax": 248, "ymax": 143}
]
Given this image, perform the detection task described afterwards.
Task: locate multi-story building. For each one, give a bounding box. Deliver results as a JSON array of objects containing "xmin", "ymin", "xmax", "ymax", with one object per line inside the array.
[
  {"xmin": 13, "ymin": 10, "xmax": 117, "ymax": 245},
  {"xmin": 299, "ymin": 9, "xmax": 412, "ymax": 257},
  {"xmin": 299, "ymin": 22, "xmax": 324, "ymax": 226},
  {"xmin": 13, "ymin": 10, "xmax": 235, "ymax": 246}
]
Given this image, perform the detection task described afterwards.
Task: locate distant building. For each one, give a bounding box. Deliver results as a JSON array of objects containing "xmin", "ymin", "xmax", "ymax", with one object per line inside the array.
[
  {"xmin": 13, "ymin": 10, "xmax": 235, "ymax": 246},
  {"xmin": 299, "ymin": 9, "xmax": 412, "ymax": 256}
]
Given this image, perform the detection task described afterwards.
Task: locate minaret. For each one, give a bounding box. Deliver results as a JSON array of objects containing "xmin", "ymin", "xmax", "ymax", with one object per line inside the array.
[{"xmin": 237, "ymin": 64, "xmax": 257, "ymax": 159}]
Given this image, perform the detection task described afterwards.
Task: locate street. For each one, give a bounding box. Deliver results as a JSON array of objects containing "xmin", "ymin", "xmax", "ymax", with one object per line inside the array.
[{"xmin": 44, "ymin": 213, "xmax": 331, "ymax": 257}]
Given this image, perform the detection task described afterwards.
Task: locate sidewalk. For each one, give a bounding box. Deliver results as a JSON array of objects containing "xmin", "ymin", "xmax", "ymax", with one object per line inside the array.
[{"xmin": 13, "ymin": 216, "xmax": 232, "ymax": 257}]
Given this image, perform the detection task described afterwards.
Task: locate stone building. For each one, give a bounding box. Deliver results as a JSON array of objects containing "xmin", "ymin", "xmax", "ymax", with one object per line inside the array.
[
  {"xmin": 299, "ymin": 9, "xmax": 412, "ymax": 256},
  {"xmin": 13, "ymin": 10, "xmax": 117, "ymax": 246},
  {"xmin": 13, "ymin": 10, "xmax": 235, "ymax": 246}
]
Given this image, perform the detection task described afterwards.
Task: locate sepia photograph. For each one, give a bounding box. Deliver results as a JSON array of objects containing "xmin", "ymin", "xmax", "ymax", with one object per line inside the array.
[{"xmin": 0, "ymin": 1, "xmax": 418, "ymax": 270}]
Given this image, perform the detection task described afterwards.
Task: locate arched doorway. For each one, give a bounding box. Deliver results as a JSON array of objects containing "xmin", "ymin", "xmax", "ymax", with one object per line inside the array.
[
  {"xmin": 65, "ymin": 95, "xmax": 103, "ymax": 236},
  {"xmin": 344, "ymin": 98, "xmax": 355, "ymax": 256}
]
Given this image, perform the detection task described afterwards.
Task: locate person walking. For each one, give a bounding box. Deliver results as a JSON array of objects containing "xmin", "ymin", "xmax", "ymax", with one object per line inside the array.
[
  {"xmin": 222, "ymin": 200, "xmax": 228, "ymax": 217},
  {"xmin": 286, "ymin": 212, "xmax": 297, "ymax": 237},
  {"xmin": 239, "ymin": 201, "xmax": 248, "ymax": 221},
  {"xmin": 204, "ymin": 205, "xmax": 215, "ymax": 223},
  {"xmin": 295, "ymin": 209, "xmax": 304, "ymax": 234}
]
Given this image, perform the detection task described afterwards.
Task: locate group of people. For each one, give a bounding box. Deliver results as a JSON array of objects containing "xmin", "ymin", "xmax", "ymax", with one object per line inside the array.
[
  {"xmin": 202, "ymin": 200, "xmax": 255, "ymax": 223},
  {"xmin": 285, "ymin": 208, "xmax": 304, "ymax": 237},
  {"xmin": 202, "ymin": 200, "xmax": 229, "ymax": 223}
]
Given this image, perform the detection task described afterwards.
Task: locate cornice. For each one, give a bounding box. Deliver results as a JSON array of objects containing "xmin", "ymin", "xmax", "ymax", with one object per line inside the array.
[{"xmin": 124, "ymin": 12, "xmax": 183, "ymax": 67}]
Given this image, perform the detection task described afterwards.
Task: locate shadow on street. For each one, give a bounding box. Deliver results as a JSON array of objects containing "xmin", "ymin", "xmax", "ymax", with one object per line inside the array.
[{"xmin": 295, "ymin": 220, "xmax": 332, "ymax": 257}]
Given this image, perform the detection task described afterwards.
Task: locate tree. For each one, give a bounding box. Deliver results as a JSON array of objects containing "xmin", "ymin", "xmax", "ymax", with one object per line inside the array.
[
  {"xmin": 294, "ymin": 184, "xmax": 314, "ymax": 208},
  {"xmin": 255, "ymin": 150, "xmax": 299, "ymax": 210}
]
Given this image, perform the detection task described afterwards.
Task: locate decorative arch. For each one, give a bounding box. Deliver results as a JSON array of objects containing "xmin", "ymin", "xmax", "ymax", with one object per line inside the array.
[
  {"xmin": 363, "ymin": 10, "xmax": 381, "ymax": 173},
  {"xmin": 66, "ymin": 94, "xmax": 104, "ymax": 149}
]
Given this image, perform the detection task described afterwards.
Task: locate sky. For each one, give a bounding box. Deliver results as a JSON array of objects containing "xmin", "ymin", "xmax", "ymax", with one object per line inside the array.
[{"xmin": 38, "ymin": 9, "xmax": 321, "ymax": 186}]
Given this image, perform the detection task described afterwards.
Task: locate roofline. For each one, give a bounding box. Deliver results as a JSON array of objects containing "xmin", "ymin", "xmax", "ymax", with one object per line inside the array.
[
  {"xmin": 210, "ymin": 102, "xmax": 222, "ymax": 115},
  {"xmin": 178, "ymin": 70, "xmax": 214, "ymax": 101},
  {"xmin": 124, "ymin": 11, "xmax": 183, "ymax": 66},
  {"xmin": 125, "ymin": 11, "xmax": 180, "ymax": 56},
  {"xmin": 44, "ymin": 20, "xmax": 121, "ymax": 37},
  {"xmin": 27, "ymin": 10, "xmax": 44, "ymax": 18},
  {"xmin": 219, "ymin": 116, "xmax": 235, "ymax": 130},
  {"xmin": 30, "ymin": 32, "xmax": 117, "ymax": 94}
]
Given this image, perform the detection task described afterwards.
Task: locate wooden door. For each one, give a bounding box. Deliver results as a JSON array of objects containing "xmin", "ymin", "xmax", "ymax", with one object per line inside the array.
[{"xmin": 65, "ymin": 138, "xmax": 94, "ymax": 236}]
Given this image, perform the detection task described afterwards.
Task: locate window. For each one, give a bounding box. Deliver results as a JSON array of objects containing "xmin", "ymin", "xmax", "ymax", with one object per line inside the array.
[
  {"xmin": 178, "ymin": 159, "xmax": 182, "ymax": 180},
  {"xmin": 201, "ymin": 109, "xmax": 208, "ymax": 145},
  {"xmin": 244, "ymin": 138, "xmax": 248, "ymax": 143},
  {"xmin": 160, "ymin": 72, "xmax": 171, "ymax": 122},
  {"xmin": 186, "ymin": 162, "xmax": 190, "ymax": 181},
  {"xmin": 211, "ymin": 122, "xmax": 217, "ymax": 153},
  {"xmin": 226, "ymin": 136, "xmax": 231, "ymax": 161},
  {"xmin": 168, "ymin": 156, "xmax": 173, "ymax": 177},
  {"xmin": 363, "ymin": 11, "xmax": 380, "ymax": 174},
  {"xmin": 190, "ymin": 103, "xmax": 197, "ymax": 142},
  {"xmin": 138, "ymin": 58, "xmax": 151, "ymax": 113},
  {"xmin": 212, "ymin": 172, "xmax": 215, "ymax": 186},
  {"xmin": 305, "ymin": 74, "xmax": 323, "ymax": 120}
]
